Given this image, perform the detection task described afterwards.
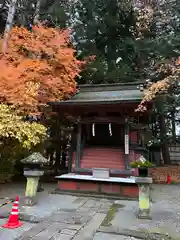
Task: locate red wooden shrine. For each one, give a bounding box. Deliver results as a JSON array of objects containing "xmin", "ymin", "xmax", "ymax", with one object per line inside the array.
[{"xmin": 50, "ymin": 82, "xmax": 149, "ymax": 198}]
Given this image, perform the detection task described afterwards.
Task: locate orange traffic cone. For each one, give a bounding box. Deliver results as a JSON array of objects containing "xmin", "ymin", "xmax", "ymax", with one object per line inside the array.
[
  {"xmin": 2, "ymin": 195, "xmax": 23, "ymax": 229},
  {"xmin": 167, "ymin": 175, "xmax": 172, "ymax": 184}
]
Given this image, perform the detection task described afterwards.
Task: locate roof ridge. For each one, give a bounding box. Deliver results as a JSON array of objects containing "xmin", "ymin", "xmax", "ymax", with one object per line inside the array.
[{"xmin": 78, "ymin": 81, "xmax": 144, "ymax": 88}]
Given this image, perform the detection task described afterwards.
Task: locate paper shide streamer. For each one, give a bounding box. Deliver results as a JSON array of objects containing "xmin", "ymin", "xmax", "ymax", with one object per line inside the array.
[
  {"xmin": 109, "ymin": 123, "xmax": 112, "ymax": 136},
  {"xmin": 92, "ymin": 123, "xmax": 95, "ymax": 136},
  {"xmin": 92, "ymin": 123, "xmax": 112, "ymax": 136}
]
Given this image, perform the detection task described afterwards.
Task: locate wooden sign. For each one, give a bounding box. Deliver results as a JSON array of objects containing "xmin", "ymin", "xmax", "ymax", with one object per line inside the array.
[{"xmin": 125, "ymin": 134, "xmax": 129, "ymax": 154}]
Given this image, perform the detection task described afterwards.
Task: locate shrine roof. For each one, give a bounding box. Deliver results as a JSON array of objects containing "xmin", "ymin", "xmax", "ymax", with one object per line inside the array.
[{"xmin": 49, "ymin": 82, "xmax": 144, "ymax": 105}]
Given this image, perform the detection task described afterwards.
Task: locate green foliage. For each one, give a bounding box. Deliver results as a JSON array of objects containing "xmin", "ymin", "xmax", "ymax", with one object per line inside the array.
[
  {"xmin": 147, "ymin": 136, "xmax": 161, "ymax": 147},
  {"xmin": 0, "ymin": 104, "xmax": 47, "ymax": 149},
  {"xmin": 71, "ymin": 0, "xmax": 141, "ymax": 84},
  {"xmin": 0, "ymin": 158, "xmax": 14, "ymax": 174},
  {"xmin": 0, "ymin": 140, "xmax": 26, "ymax": 177},
  {"xmin": 40, "ymin": 1, "xmax": 69, "ymax": 28},
  {"xmin": 130, "ymin": 158, "xmax": 154, "ymax": 168},
  {"xmin": 69, "ymin": 0, "xmax": 180, "ymax": 86}
]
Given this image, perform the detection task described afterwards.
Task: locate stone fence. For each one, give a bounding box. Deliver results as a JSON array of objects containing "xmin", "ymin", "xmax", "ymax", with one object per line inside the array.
[{"xmin": 148, "ymin": 165, "xmax": 180, "ymax": 183}]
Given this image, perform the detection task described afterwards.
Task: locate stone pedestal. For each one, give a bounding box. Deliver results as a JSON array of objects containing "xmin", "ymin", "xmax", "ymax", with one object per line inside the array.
[
  {"xmin": 135, "ymin": 177, "xmax": 153, "ymax": 219},
  {"xmin": 23, "ymin": 170, "xmax": 44, "ymax": 206},
  {"xmin": 92, "ymin": 168, "xmax": 110, "ymax": 179}
]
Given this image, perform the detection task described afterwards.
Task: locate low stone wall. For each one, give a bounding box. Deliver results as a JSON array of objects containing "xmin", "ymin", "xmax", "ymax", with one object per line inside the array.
[
  {"xmin": 58, "ymin": 180, "xmax": 138, "ymax": 199},
  {"xmin": 148, "ymin": 165, "xmax": 180, "ymax": 183}
]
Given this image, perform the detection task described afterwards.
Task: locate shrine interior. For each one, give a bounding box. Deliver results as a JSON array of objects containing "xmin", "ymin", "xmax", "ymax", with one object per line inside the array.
[{"xmin": 82, "ymin": 123, "xmax": 124, "ymax": 147}]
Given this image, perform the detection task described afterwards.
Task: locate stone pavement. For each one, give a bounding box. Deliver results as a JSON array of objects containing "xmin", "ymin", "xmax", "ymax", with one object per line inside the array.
[
  {"xmin": 94, "ymin": 233, "xmax": 140, "ymax": 240},
  {"xmin": 0, "ymin": 183, "xmax": 180, "ymax": 239},
  {"xmin": 17, "ymin": 197, "xmax": 113, "ymax": 240},
  {"xmin": 0, "ymin": 219, "xmax": 35, "ymax": 240},
  {"xmin": 0, "ymin": 183, "xmax": 78, "ymax": 222},
  {"xmin": 0, "ymin": 197, "xmax": 113, "ymax": 240}
]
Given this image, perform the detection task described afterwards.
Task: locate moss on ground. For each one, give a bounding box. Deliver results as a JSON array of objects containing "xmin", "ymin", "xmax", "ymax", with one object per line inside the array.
[
  {"xmin": 101, "ymin": 203, "xmax": 125, "ymax": 227},
  {"xmin": 136, "ymin": 228, "xmax": 180, "ymax": 240}
]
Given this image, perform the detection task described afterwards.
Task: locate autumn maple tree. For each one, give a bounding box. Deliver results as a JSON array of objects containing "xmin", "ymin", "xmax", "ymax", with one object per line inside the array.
[
  {"xmin": 134, "ymin": 2, "xmax": 180, "ymax": 113},
  {"xmin": 0, "ymin": 25, "xmax": 85, "ymax": 113},
  {"xmin": 0, "ymin": 24, "xmax": 88, "ymax": 150},
  {"xmin": 136, "ymin": 61, "xmax": 179, "ymax": 112}
]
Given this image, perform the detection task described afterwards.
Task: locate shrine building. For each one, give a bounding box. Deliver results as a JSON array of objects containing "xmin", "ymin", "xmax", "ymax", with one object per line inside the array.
[{"xmin": 50, "ymin": 82, "xmax": 150, "ymax": 199}]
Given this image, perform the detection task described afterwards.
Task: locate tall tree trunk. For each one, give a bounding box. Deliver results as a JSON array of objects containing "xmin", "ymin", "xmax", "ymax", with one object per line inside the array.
[
  {"xmin": 33, "ymin": 0, "xmax": 41, "ymax": 24},
  {"xmin": 171, "ymin": 110, "xmax": 176, "ymax": 141},
  {"xmin": 159, "ymin": 113, "xmax": 171, "ymax": 165},
  {"xmin": 170, "ymin": 92, "xmax": 176, "ymax": 142},
  {"xmin": 2, "ymin": 0, "xmax": 17, "ymax": 53},
  {"xmin": 157, "ymin": 96, "xmax": 171, "ymax": 165}
]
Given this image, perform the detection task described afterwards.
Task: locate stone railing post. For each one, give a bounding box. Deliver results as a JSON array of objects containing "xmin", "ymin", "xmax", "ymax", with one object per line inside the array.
[{"xmin": 135, "ymin": 177, "xmax": 153, "ymax": 219}]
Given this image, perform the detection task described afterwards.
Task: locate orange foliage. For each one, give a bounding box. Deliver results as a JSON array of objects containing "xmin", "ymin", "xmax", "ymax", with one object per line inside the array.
[
  {"xmin": 0, "ymin": 25, "xmax": 86, "ymax": 113},
  {"xmin": 136, "ymin": 79, "xmax": 171, "ymax": 112},
  {"xmin": 136, "ymin": 62, "xmax": 179, "ymax": 112}
]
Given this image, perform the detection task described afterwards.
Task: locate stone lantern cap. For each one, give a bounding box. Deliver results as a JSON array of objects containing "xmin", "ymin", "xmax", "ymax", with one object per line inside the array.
[{"xmin": 21, "ymin": 152, "xmax": 49, "ymax": 165}]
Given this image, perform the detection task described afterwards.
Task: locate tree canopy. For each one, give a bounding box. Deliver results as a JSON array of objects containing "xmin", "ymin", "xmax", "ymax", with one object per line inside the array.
[
  {"xmin": 0, "ymin": 0, "xmax": 180, "ymax": 166},
  {"xmin": 0, "ymin": 24, "xmax": 85, "ymax": 113},
  {"xmin": 0, "ymin": 104, "xmax": 46, "ymax": 149}
]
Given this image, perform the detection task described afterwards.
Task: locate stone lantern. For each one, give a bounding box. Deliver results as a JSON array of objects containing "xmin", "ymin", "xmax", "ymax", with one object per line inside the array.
[{"xmin": 21, "ymin": 152, "xmax": 49, "ymax": 206}]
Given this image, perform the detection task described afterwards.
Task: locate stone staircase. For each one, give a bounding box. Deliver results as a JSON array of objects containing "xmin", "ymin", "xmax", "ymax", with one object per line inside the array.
[{"xmin": 80, "ymin": 147, "xmax": 125, "ymax": 169}]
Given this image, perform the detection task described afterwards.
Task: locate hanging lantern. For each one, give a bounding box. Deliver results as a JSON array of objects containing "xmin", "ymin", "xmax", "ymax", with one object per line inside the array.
[
  {"xmin": 92, "ymin": 123, "xmax": 95, "ymax": 136},
  {"xmin": 109, "ymin": 123, "xmax": 112, "ymax": 136}
]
